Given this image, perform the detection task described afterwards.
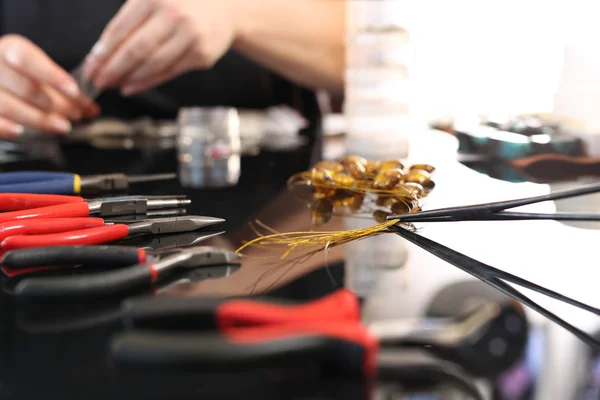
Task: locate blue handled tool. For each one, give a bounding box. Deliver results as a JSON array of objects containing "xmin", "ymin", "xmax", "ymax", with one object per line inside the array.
[{"xmin": 0, "ymin": 171, "xmax": 177, "ymax": 195}]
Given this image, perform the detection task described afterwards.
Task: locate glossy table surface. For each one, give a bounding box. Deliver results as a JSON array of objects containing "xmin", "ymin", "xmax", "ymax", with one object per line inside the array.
[{"xmin": 0, "ymin": 130, "xmax": 599, "ymax": 399}]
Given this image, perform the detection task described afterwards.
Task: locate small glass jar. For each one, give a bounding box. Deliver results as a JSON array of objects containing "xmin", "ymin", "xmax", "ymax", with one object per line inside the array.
[{"xmin": 177, "ymin": 107, "xmax": 241, "ymax": 188}]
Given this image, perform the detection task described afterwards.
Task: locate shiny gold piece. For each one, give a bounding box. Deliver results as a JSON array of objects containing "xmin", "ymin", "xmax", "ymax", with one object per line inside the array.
[
  {"xmin": 364, "ymin": 160, "xmax": 381, "ymax": 175},
  {"xmin": 310, "ymin": 167, "xmax": 336, "ymax": 197},
  {"xmin": 404, "ymin": 170, "xmax": 431, "ymax": 185},
  {"xmin": 421, "ymin": 179, "xmax": 436, "ymax": 194},
  {"xmin": 311, "ymin": 198, "xmax": 334, "ymax": 225},
  {"xmin": 332, "ymin": 172, "xmax": 355, "ymax": 188},
  {"xmin": 314, "ymin": 160, "xmax": 345, "ymax": 175},
  {"xmin": 376, "ymin": 196, "xmax": 398, "ymax": 207},
  {"xmin": 391, "ymin": 200, "xmax": 412, "ymax": 215},
  {"xmin": 373, "ymin": 168, "xmax": 404, "ymax": 190},
  {"xmin": 373, "ymin": 210, "xmax": 392, "ymax": 223},
  {"xmin": 401, "ymin": 182, "xmax": 425, "ymax": 197},
  {"xmin": 409, "ymin": 164, "xmax": 436, "ymax": 174},
  {"xmin": 340, "ymin": 155, "xmax": 368, "ymax": 179},
  {"xmin": 380, "ymin": 159, "xmax": 405, "ymax": 172},
  {"xmin": 332, "ymin": 191, "xmax": 364, "ymax": 212}
]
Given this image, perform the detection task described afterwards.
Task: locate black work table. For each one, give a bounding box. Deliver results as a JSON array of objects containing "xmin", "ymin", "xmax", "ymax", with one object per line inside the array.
[{"xmin": 0, "ymin": 135, "xmax": 351, "ymax": 400}]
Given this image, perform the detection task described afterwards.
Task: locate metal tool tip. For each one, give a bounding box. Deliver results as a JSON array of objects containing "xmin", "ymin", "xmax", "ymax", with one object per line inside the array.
[
  {"xmin": 226, "ymin": 252, "xmax": 242, "ymax": 263},
  {"xmin": 179, "ymin": 199, "xmax": 192, "ymax": 205}
]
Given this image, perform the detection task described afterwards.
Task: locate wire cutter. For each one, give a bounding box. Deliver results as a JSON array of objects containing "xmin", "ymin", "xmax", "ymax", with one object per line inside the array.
[
  {"xmin": 0, "ymin": 195, "xmax": 190, "ymax": 222},
  {"xmin": 387, "ymin": 180, "xmax": 600, "ymax": 222},
  {"xmin": 12, "ymin": 246, "xmax": 241, "ymax": 298},
  {"xmin": 0, "ymin": 215, "xmax": 224, "ymax": 254},
  {"xmin": 0, "ymin": 171, "xmax": 177, "ymax": 195}
]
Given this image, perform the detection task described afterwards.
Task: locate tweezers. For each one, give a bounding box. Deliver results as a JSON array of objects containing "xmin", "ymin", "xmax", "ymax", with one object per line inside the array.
[
  {"xmin": 390, "ymin": 224, "xmax": 600, "ymax": 350},
  {"xmin": 387, "ymin": 181, "xmax": 600, "ymax": 222}
]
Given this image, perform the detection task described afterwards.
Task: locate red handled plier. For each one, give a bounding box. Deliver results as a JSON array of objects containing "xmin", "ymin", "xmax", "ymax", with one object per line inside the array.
[
  {"xmin": 0, "ymin": 194, "xmax": 190, "ymax": 222},
  {"xmin": 0, "ymin": 215, "xmax": 225, "ymax": 262}
]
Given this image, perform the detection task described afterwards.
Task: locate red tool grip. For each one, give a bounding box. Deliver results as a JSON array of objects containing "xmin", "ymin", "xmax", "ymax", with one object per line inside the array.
[
  {"xmin": 0, "ymin": 194, "xmax": 84, "ymax": 211},
  {"xmin": 0, "ymin": 202, "xmax": 91, "ymax": 223},
  {"xmin": 1, "ymin": 224, "xmax": 130, "ymax": 250},
  {"xmin": 1, "ymin": 265, "xmax": 77, "ymax": 278},
  {"xmin": 0, "ymin": 218, "xmax": 105, "ymax": 241},
  {"xmin": 216, "ymin": 288, "xmax": 361, "ymax": 330}
]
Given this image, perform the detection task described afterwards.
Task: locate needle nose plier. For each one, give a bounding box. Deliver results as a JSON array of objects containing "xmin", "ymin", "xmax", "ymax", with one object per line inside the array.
[
  {"xmin": 0, "ymin": 215, "xmax": 225, "ymax": 253},
  {"xmin": 0, "ymin": 171, "xmax": 177, "ymax": 195},
  {"xmin": 0, "ymin": 194, "xmax": 190, "ymax": 222},
  {"xmin": 11, "ymin": 245, "xmax": 241, "ymax": 298}
]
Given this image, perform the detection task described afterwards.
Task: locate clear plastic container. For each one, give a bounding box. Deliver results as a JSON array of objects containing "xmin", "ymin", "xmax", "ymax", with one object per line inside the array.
[{"xmin": 177, "ymin": 107, "xmax": 241, "ymax": 188}]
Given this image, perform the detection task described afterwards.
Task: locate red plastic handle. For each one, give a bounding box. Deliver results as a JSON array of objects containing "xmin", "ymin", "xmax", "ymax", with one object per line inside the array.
[
  {"xmin": 0, "ymin": 194, "xmax": 84, "ymax": 211},
  {"xmin": 0, "ymin": 218, "xmax": 105, "ymax": 241},
  {"xmin": 1, "ymin": 224, "xmax": 130, "ymax": 250},
  {"xmin": 1, "ymin": 265, "xmax": 78, "ymax": 278},
  {"xmin": 0, "ymin": 202, "xmax": 91, "ymax": 223},
  {"xmin": 216, "ymin": 288, "xmax": 361, "ymax": 330}
]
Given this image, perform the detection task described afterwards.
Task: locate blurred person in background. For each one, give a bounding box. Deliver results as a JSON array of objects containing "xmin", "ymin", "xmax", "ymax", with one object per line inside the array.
[{"xmin": 0, "ymin": 0, "xmax": 345, "ymax": 137}]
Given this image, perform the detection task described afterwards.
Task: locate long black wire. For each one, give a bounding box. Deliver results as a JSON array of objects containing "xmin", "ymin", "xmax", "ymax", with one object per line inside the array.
[{"xmin": 390, "ymin": 224, "xmax": 600, "ymax": 350}]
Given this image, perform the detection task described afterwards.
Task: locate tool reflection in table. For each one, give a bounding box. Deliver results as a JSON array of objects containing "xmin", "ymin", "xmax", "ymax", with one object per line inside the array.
[
  {"xmin": 110, "ymin": 287, "xmax": 525, "ymax": 387},
  {"xmin": 0, "ymin": 215, "xmax": 223, "ymax": 254},
  {"xmin": 10, "ymin": 245, "xmax": 239, "ymax": 298},
  {"xmin": 0, "ymin": 171, "xmax": 177, "ymax": 195}
]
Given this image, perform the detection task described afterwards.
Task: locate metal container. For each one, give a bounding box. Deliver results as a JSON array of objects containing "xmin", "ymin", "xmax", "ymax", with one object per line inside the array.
[{"xmin": 177, "ymin": 107, "xmax": 241, "ymax": 188}]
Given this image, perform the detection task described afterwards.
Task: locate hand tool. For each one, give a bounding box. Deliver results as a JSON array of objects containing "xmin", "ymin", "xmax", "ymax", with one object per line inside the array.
[
  {"xmin": 108, "ymin": 287, "xmax": 518, "ymax": 389},
  {"xmin": 387, "ymin": 180, "xmax": 600, "ymax": 222},
  {"xmin": 1, "ymin": 241, "xmax": 225, "ymax": 276},
  {"xmin": 115, "ymin": 230, "xmax": 218, "ymax": 251},
  {"xmin": 0, "ymin": 215, "xmax": 224, "ymax": 253},
  {"xmin": 390, "ymin": 224, "xmax": 600, "ymax": 351},
  {"xmin": 13, "ymin": 246, "xmax": 240, "ymax": 298},
  {"xmin": 10, "ymin": 265, "xmax": 242, "ymax": 334},
  {"xmin": 0, "ymin": 195, "xmax": 190, "ymax": 222},
  {"xmin": 0, "ymin": 171, "xmax": 177, "ymax": 195}
]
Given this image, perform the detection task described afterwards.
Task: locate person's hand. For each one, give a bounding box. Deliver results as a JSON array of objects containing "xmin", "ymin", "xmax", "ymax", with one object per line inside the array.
[
  {"xmin": 0, "ymin": 35, "xmax": 100, "ymax": 137},
  {"xmin": 84, "ymin": 0, "xmax": 237, "ymax": 96}
]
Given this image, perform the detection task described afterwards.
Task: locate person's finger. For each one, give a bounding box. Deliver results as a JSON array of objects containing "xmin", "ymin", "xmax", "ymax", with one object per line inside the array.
[
  {"xmin": 0, "ymin": 65, "xmax": 52, "ymax": 113},
  {"xmin": 83, "ymin": 0, "xmax": 154, "ymax": 78},
  {"xmin": 41, "ymin": 85, "xmax": 83, "ymax": 121},
  {"xmin": 94, "ymin": 10, "xmax": 178, "ymax": 89},
  {"xmin": 0, "ymin": 115, "xmax": 25, "ymax": 138},
  {"xmin": 122, "ymin": 26, "xmax": 194, "ymax": 87},
  {"xmin": 1, "ymin": 36, "xmax": 81, "ymax": 101},
  {"xmin": 0, "ymin": 89, "xmax": 72, "ymax": 134},
  {"xmin": 121, "ymin": 56, "xmax": 195, "ymax": 96}
]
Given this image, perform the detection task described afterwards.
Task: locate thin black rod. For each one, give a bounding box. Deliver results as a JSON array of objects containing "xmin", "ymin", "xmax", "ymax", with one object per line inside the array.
[
  {"xmin": 390, "ymin": 225, "xmax": 600, "ymax": 350},
  {"xmin": 387, "ymin": 181, "xmax": 600, "ymax": 221},
  {"xmin": 396, "ymin": 211, "xmax": 600, "ymax": 223}
]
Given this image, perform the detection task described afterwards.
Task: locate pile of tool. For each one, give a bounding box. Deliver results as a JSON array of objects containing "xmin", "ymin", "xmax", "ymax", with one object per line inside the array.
[{"xmin": 0, "ymin": 170, "xmax": 241, "ymax": 299}]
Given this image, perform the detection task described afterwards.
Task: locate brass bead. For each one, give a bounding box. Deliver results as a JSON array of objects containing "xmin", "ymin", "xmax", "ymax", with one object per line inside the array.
[
  {"xmin": 314, "ymin": 161, "xmax": 345, "ymax": 175},
  {"xmin": 373, "ymin": 210, "xmax": 392, "ymax": 223},
  {"xmin": 340, "ymin": 155, "xmax": 368, "ymax": 179},
  {"xmin": 310, "ymin": 167, "xmax": 336, "ymax": 197},
  {"xmin": 311, "ymin": 198, "xmax": 334, "ymax": 225},
  {"xmin": 409, "ymin": 164, "xmax": 436, "ymax": 174},
  {"xmin": 373, "ymin": 169, "xmax": 404, "ymax": 190},
  {"xmin": 380, "ymin": 159, "xmax": 405, "ymax": 172}
]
